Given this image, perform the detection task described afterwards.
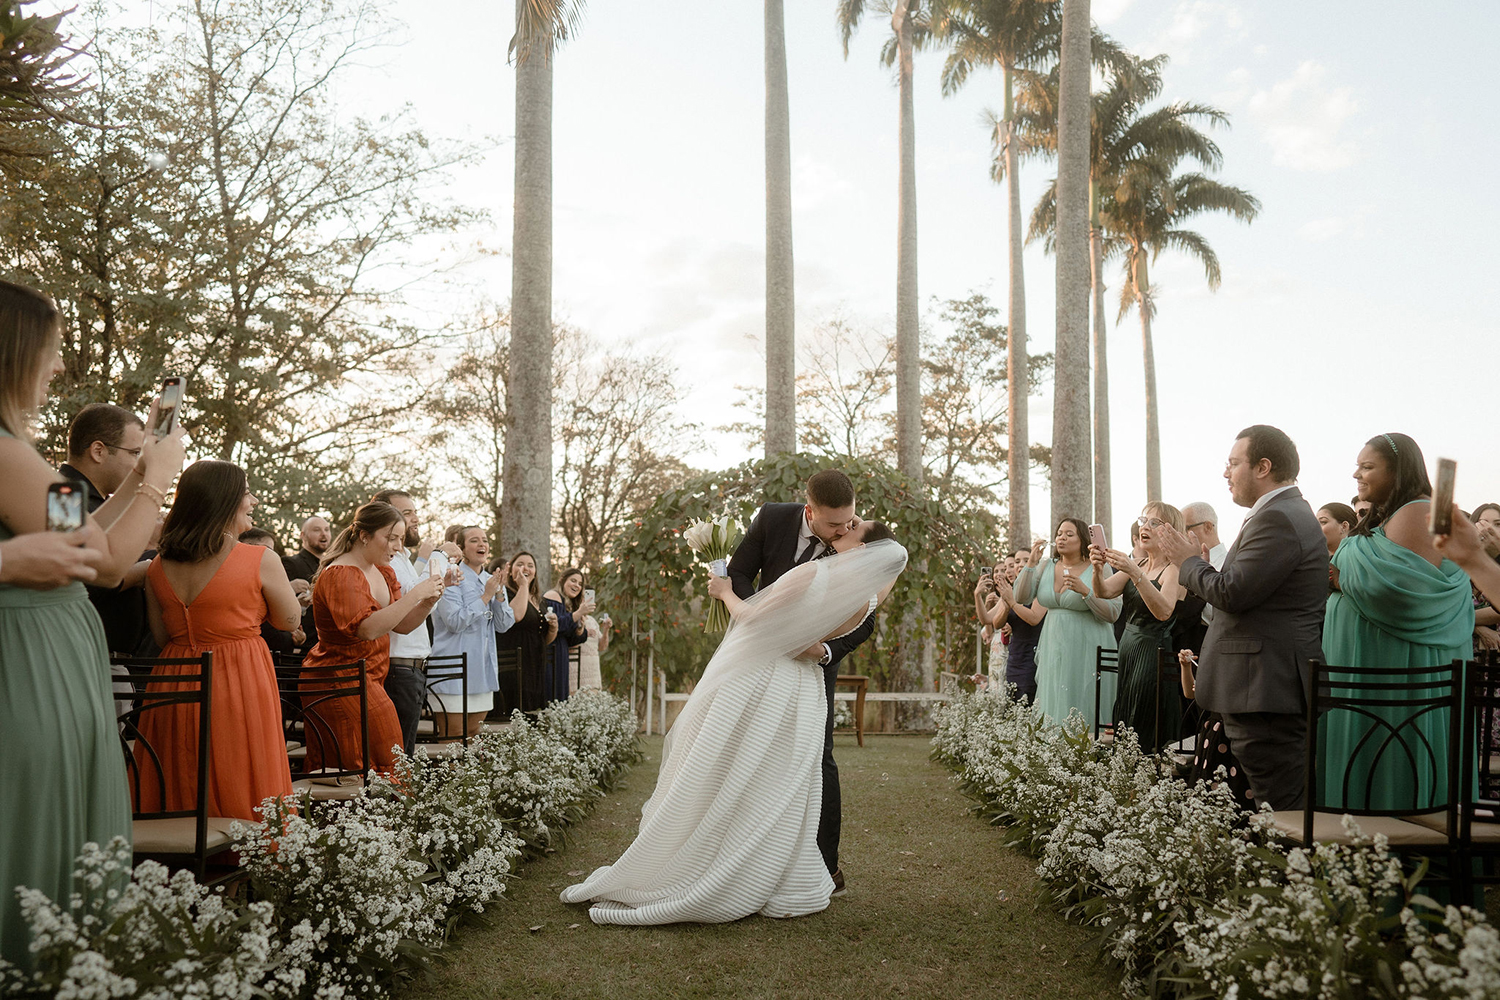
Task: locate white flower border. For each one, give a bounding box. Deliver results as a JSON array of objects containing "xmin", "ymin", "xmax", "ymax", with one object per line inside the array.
[
  {"xmin": 2, "ymin": 691, "xmax": 640, "ymax": 1000},
  {"xmin": 932, "ymin": 690, "xmax": 1500, "ymax": 998}
]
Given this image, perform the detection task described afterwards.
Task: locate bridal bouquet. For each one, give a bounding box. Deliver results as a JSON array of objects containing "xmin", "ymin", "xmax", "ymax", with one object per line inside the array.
[{"xmin": 684, "ymin": 515, "xmax": 743, "ymax": 632}]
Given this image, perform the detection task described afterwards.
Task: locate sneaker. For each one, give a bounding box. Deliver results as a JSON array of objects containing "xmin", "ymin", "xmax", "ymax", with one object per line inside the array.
[{"xmin": 830, "ymin": 868, "xmax": 847, "ymax": 898}]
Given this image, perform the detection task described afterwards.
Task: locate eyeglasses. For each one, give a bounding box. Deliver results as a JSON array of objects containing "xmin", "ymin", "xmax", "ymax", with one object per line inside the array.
[
  {"xmin": 1135, "ymin": 516, "xmax": 1166, "ymax": 529},
  {"xmin": 1185, "ymin": 521, "xmax": 1209, "ymax": 530},
  {"xmin": 105, "ymin": 444, "xmax": 143, "ymax": 458}
]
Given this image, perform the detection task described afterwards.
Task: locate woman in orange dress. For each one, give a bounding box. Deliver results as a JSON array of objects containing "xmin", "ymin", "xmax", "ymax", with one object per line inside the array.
[
  {"xmin": 136, "ymin": 460, "xmax": 303, "ymax": 821},
  {"xmin": 302, "ymin": 502, "xmax": 443, "ymax": 775}
]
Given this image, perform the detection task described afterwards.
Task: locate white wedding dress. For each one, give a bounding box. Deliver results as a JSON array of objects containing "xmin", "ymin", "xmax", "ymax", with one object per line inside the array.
[{"xmin": 560, "ymin": 539, "xmax": 907, "ymax": 925}]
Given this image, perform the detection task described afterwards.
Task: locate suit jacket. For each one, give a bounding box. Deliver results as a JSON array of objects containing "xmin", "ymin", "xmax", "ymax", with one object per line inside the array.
[
  {"xmin": 59, "ymin": 463, "xmax": 156, "ymax": 656},
  {"xmin": 1178, "ymin": 486, "xmax": 1328, "ymax": 716},
  {"xmin": 727, "ymin": 502, "xmax": 875, "ymax": 665}
]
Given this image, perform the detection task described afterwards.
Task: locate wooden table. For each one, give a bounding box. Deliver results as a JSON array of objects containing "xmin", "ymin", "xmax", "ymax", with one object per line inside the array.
[{"xmin": 835, "ymin": 674, "xmax": 869, "ymax": 746}]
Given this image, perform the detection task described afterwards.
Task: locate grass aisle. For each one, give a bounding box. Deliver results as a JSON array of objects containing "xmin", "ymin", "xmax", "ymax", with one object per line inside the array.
[{"xmin": 421, "ymin": 734, "xmax": 1118, "ymax": 999}]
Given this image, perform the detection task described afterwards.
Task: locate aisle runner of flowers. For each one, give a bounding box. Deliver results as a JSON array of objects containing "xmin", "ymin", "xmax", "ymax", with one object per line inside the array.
[
  {"xmin": 2, "ymin": 691, "xmax": 641, "ymax": 1000},
  {"xmin": 932, "ymin": 692, "xmax": 1500, "ymax": 999}
]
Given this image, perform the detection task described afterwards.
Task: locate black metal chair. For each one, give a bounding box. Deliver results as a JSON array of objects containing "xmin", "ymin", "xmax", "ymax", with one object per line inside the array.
[
  {"xmin": 416, "ymin": 652, "xmax": 470, "ymax": 753},
  {"xmin": 112, "ymin": 654, "xmax": 236, "ymax": 879},
  {"xmin": 568, "ymin": 645, "xmax": 583, "ymax": 694},
  {"xmin": 1452, "ymin": 652, "xmax": 1500, "ymax": 903},
  {"xmin": 493, "ymin": 646, "xmax": 522, "ymax": 720},
  {"xmin": 1270, "ymin": 658, "xmax": 1462, "ymax": 889},
  {"xmin": 1093, "ymin": 645, "xmax": 1119, "ymax": 740},
  {"xmin": 1154, "ymin": 648, "xmax": 1200, "ymax": 765},
  {"xmin": 273, "ymin": 657, "xmax": 370, "ymax": 800}
]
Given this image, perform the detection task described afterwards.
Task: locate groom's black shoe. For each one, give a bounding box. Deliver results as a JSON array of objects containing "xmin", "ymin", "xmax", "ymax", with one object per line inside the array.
[{"xmin": 830, "ymin": 868, "xmax": 846, "ymax": 898}]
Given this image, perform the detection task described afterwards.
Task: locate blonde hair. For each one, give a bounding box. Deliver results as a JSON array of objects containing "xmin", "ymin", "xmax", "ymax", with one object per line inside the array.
[
  {"xmin": 1142, "ymin": 501, "xmax": 1185, "ymax": 533},
  {"xmin": 0, "ymin": 280, "xmax": 61, "ymax": 441}
]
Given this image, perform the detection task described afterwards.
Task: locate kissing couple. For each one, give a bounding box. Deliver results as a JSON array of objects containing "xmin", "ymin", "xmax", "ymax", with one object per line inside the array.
[{"xmin": 561, "ymin": 469, "xmax": 906, "ymax": 923}]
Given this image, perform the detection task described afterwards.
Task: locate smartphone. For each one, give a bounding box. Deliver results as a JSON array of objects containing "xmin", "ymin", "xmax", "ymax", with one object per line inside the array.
[
  {"xmin": 979, "ymin": 566, "xmax": 992, "ymax": 579},
  {"xmin": 1430, "ymin": 458, "xmax": 1457, "ymax": 535},
  {"xmin": 46, "ymin": 482, "xmax": 85, "ymax": 532},
  {"xmin": 584, "ymin": 588, "xmax": 595, "ymax": 604},
  {"xmin": 1088, "ymin": 523, "xmax": 1107, "ymax": 552},
  {"xmin": 151, "ymin": 376, "xmax": 187, "ymax": 438}
]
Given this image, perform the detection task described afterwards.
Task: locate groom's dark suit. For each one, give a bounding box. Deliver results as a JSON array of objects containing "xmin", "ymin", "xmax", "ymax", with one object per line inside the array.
[
  {"xmin": 728, "ymin": 502, "xmax": 875, "ymax": 876},
  {"xmin": 1177, "ymin": 485, "xmax": 1328, "ymax": 810}
]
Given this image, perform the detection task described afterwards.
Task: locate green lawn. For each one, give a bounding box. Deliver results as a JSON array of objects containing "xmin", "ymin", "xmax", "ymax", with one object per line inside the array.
[{"xmin": 417, "ymin": 733, "xmax": 1119, "ymax": 999}]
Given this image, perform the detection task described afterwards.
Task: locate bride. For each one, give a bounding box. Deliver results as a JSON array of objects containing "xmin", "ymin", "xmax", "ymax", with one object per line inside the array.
[{"xmin": 560, "ymin": 520, "xmax": 906, "ymax": 924}]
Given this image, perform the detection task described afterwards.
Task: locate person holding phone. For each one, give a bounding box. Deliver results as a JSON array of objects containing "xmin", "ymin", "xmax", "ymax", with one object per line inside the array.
[
  {"xmin": 543, "ymin": 568, "xmax": 593, "ymax": 701},
  {"xmin": 430, "ymin": 526, "xmax": 515, "ymax": 739},
  {"xmin": 0, "ymin": 280, "xmax": 186, "ymax": 973},
  {"xmin": 498, "ymin": 552, "xmax": 558, "ymax": 712},
  {"xmin": 574, "ymin": 579, "xmax": 610, "ymax": 693},
  {"xmin": 1319, "ymin": 432, "xmax": 1473, "ymax": 810}
]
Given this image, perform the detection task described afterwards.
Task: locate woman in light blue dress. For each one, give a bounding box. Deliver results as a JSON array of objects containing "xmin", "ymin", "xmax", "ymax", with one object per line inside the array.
[
  {"xmin": 430, "ymin": 526, "xmax": 515, "ymax": 739},
  {"xmin": 1014, "ymin": 518, "xmax": 1121, "ymax": 728}
]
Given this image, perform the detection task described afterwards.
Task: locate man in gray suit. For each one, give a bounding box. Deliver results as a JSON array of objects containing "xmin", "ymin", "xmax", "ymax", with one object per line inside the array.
[{"xmin": 1157, "ymin": 425, "xmax": 1329, "ymax": 810}]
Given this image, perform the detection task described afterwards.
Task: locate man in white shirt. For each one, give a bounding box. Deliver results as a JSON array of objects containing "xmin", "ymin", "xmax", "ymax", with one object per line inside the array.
[
  {"xmin": 372, "ymin": 488, "xmax": 455, "ymax": 754},
  {"xmin": 1182, "ymin": 502, "xmax": 1228, "ymax": 622}
]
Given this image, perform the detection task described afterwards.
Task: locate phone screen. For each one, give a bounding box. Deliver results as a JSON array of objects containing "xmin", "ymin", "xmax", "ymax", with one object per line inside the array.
[
  {"xmin": 46, "ymin": 482, "xmax": 85, "ymax": 532},
  {"xmin": 151, "ymin": 377, "xmax": 187, "ymax": 438},
  {"xmin": 1430, "ymin": 458, "xmax": 1456, "ymax": 534}
]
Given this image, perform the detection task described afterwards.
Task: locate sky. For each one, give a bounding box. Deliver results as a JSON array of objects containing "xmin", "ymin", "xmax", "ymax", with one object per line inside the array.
[{"xmin": 89, "ymin": 1, "xmax": 1500, "ymax": 547}]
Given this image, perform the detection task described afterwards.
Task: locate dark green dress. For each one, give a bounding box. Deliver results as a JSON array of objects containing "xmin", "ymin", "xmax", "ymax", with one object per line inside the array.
[
  {"xmin": 0, "ymin": 433, "xmax": 132, "ymax": 971},
  {"xmin": 1111, "ymin": 572, "xmax": 1178, "ymax": 751}
]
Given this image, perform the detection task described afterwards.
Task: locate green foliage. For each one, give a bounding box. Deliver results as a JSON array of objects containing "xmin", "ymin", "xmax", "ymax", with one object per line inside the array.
[{"xmin": 596, "ymin": 451, "xmax": 1000, "ymax": 693}]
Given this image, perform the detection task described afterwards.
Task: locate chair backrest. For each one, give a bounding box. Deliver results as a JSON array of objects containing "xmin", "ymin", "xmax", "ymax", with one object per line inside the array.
[
  {"xmin": 1464, "ymin": 652, "xmax": 1500, "ymax": 818},
  {"xmin": 419, "ymin": 652, "xmax": 469, "ymax": 746},
  {"xmin": 112, "ymin": 654, "xmax": 214, "ymax": 833},
  {"xmin": 1093, "ymin": 646, "xmax": 1119, "ymax": 738},
  {"xmin": 273, "ymin": 658, "xmax": 369, "ymax": 781},
  {"xmin": 569, "ymin": 645, "xmax": 582, "ymax": 691},
  {"xmin": 1153, "ymin": 648, "xmax": 1198, "ymax": 752},
  {"xmin": 495, "ymin": 646, "xmax": 521, "ymax": 717},
  {"xmin": 1305, "ymin": 658, "xmax": 1462, "ymax": 827}
]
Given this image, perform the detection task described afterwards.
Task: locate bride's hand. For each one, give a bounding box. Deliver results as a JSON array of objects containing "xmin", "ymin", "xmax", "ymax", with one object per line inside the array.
[{"xmin": 706, "ymin": 575, "xmax": 734, "ymax": 602}]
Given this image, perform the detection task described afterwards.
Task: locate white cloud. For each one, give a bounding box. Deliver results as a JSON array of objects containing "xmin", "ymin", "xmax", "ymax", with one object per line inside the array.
[
  {"xmin": 1167, "ymin": 1, "xmax": 1245, "ymax": 46},
  {"xmin": 1093, "ymin": 0, "xmax": 1137, "ymax": 25},
  {"xmin": 1247, "ymin": 60, "xmax": 1359, "ymax": 171}
]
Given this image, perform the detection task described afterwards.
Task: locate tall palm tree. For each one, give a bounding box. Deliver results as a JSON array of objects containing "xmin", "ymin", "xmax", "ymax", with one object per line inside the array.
[
  {"xmin": 836, "ymin": 0, "xmax": 931, "ymax": 482},
  {"xmin": 935, "ymin": 0, "xmax": 1060, "ymax": 551},
  {"xmin": 765, "ymin": 0, "xmax": 796, "ymax": 457},
  {"xmin": 1050, "ymin": 0, "xmax": 1092, "ymax": 528},
  {"xmin": 503, "ymin": 0, "xmax": 587, "ymax": 584}
]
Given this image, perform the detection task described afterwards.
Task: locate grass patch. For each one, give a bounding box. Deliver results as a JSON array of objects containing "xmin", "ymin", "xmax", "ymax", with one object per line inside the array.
[{"xmin": 417, "ymin": 733, "xmax": 1119, "ymax": 999}]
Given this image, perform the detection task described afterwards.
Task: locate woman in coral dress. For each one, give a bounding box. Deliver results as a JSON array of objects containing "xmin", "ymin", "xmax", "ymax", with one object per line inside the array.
[
  {"xmin": 136, "ymin": 460, "xmax": 302, "ymax": 821},
  {"xmin": 301, "ymin": 501, "xmax": 443, "ymax": 774}
]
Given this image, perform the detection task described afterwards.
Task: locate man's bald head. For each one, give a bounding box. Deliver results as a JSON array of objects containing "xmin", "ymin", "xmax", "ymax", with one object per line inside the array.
[
  {"xmin": 301, "ymin": 516, "xmax": 332, "ymax": 556},
  {"xmin": 1182, "ymin": 502, "xmax": 1221, "ymax": 549}
]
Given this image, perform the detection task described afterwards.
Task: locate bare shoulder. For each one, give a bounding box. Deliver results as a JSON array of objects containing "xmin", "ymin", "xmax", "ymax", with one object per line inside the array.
[{"xmin": 1385, "ymin": 501, "xmax": 1440, "ymax": 560}]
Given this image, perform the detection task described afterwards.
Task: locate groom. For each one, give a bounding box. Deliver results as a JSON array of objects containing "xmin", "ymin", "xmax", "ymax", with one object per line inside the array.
[{"xmin": 727, "ymin": 468, "xmax": 874, "ymax": 897}]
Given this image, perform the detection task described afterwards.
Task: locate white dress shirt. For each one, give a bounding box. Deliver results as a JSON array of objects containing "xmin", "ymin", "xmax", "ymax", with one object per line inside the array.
[
  {"xmin": 1201, "ymin": 542, "xmax": 1228, "ymax": 626},
  {"xmin": 388, "ymin": 549, "xmax": 433, "ymax": 660}
]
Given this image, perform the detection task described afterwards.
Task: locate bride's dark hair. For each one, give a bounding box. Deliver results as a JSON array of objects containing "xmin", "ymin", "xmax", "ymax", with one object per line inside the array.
[{"xmin": 860, "ymin": 521, "xmax": 895, "ymax": 544}]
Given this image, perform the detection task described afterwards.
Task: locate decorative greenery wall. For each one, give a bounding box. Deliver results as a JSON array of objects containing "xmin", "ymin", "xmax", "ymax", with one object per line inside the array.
[{"xmin": 596, "ymin": 452, "xmax": 1001, "ymax": 695}]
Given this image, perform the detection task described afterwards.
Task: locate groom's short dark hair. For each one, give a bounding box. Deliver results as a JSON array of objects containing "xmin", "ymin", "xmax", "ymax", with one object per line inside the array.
[{"xmin": 806, "ymin": 469, "xmax": 855, "ymax": 509}]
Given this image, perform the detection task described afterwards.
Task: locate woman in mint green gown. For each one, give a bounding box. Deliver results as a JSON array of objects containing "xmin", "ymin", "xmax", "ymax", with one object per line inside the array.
[
  {"xmin": 0, "ymin": 281, "xmax": 185, "ymax": 972},
  {"xmin": 1320, "ymin": 432, "xmax": 1474, "ymax": 811},
  {"xmin": 1015, "ymin": 518, "xmax": 1121, "ymax": 728}
]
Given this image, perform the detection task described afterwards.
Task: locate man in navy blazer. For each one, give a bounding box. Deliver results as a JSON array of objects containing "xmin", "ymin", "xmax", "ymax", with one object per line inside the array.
[
  {"xmin": 1157, "ymin": 425, "xmax": 1328, "ymax": 810},
  {"xmin": 727, "ymin": 469, "xmax": 873, "ymax": 895}
]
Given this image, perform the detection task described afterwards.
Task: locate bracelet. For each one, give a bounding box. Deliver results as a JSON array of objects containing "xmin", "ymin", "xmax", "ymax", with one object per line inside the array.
[{"xmin": 136, "ymin": 482, "xmax": 168, "ymax": 506}]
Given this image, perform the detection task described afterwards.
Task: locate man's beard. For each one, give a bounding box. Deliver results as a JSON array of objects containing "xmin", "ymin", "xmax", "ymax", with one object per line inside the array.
[
  {"xmin": 405, "ymin": 526, "xmax": 420, "ymax": 548},
  {"xmin": 307, "ymin": 539, "xmax": 328, "ymax": 555}
]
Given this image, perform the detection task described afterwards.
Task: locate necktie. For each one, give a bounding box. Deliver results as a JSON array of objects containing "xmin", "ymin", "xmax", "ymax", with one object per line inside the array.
[{"xmin": 794, "ymin": 539, "xmax": 821, "ymax": 566}]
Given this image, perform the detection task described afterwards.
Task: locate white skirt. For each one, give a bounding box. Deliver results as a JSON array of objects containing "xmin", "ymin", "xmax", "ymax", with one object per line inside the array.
[{"xmin": 427, "ymin": 690, "xmax": 493, "ymax": 714}]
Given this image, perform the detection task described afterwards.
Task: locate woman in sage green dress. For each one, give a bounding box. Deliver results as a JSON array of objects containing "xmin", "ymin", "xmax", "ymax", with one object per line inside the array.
[
  {"xmin": 1015, "ymin": 518, "xmax": 1121, "ymax": 727},
  {"xmin": 1320, "ymin": 432, "xmax": 1473, "ymax": 811},
  {"xmin": 0, "ymin": 280, "xmax": 185, "ymax": 972},
  {"xmin": 1094, "ymin": 503, "xmax": 1188, "ymax": 751}
]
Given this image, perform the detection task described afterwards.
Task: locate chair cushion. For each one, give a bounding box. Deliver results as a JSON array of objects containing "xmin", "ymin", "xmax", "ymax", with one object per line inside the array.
[
  {"xmin": 416, "ymin": 719, "xmax": 436, "ymax": 735},
  {"xmin": 132, "ymin": 816, "xmax": 238, "ymax": 854},
  {"xmin": 291, "ymin": 779, "xmax": 366, "ymax": 801},
  {"xmin": 1402, "ymin": 811, "xmax": 1500, "ymax": 844},
  {"xmin": 1269, "ymin": 811, "xmax": 1451, "ymax": 847}
]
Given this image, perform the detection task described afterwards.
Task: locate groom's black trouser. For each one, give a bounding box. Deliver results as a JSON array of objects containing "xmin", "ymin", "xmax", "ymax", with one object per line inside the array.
[{"xmin": 818, "ymin": 659, "xmax": 842, "ymax": 875}]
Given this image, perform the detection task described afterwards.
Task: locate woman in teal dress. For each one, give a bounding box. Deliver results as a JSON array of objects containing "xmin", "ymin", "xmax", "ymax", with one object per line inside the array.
[
  {"xmin": 0, "ymin": 280, "xmax": 186, "ymax": 971},
  {"xmin": 1094, "ymin": 503, "xmax": 1188, "ymax": 751},
  {"xmin": 1015, "ymin": 518, "xmax": 1121, "ymax": 727},
  {"xmin": 1321, "ymin": 432, "xmax": 1473, "ymax": 811}
]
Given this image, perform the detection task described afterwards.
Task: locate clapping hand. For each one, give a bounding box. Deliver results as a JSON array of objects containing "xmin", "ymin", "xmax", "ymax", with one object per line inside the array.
[
  {"xmin": 992, "ymin": 574, "xmax": 1015, "ymax": 604},
  {"xmin": 291, "ymin": 578, "xmax": 314, "ymax": 608},
  {"xmin": 1154, "ymin": 522, "xmax": 1207, "ymax": 568}
]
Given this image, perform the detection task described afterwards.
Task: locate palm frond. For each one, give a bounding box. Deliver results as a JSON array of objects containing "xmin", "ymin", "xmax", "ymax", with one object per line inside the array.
[
  {"xmin": 836, "ymin": 0, "xmax": 873, "ymax": 58},
  {"xmin": 1027, "ymin": 177, "xmax": 1058, "ymax": 250},
  {"xmin": 510, "ymin": 0, "xmax": 588, "ymax": 63},
  {"xmin": 1156, "ymin": 228, "xmax": 1222, "ymax": 289}
]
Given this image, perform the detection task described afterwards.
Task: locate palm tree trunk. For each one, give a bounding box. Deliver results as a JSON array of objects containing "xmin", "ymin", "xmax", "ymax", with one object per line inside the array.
[
  {"xmin": 503, "ymin": 25, "xmax": 554, "ymax": 585},
  {"xmin": 1135, "ymin": 251, "xmax": 1161, "ymax": 501},
  {"xmin": 893, "ymin": 1, "xmax": 921, "ymax": 483},
  {"xmin": 1090, "ymin": 182, "xmax": 1111, "ymax": 534},
  {"xmin": 1051, "ymin": 0, "xmax": 1093, "ymax": 527},
  {"xmin": 1003, "ymin": 64, "xmax": 1029, "ymax": 552},
  {"xmin": 764, "ymin": 0, "xmax": 796, "ymax": 457}
]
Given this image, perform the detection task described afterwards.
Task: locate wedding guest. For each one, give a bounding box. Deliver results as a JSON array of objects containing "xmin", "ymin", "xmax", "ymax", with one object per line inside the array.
[
  {"xmin": 575, "ymin": 577, "xmax": 610, "ymax": 692},
  {"xmin": 1351, "ymin": 495, "xmax": 1372, "ymax": 523},
  {"xmin": 134, "ymin": 460, "xmax": 300, "ymax": 821},
  {"xmin": 543, "ymin": 568, "xmax": 593, "ymax": 702},
  {"xmin": 239, "ymin": 527, "xmax": 305, "ymax": 654},
  {"xmin": 978, "ymin": 558, "xmax": 1046, "ymax": 702},
  {"xmin": 59, "ymin": 403, "xmax": 156, "ymax": 655},
  {"xmin": 1322, "ymin": 432, "xmax": 1473, "ymax": 810},
  {"xmin": 1116, "ymin": 522, "xmax": 1146, "ymax": 643},
  {"xmin": 499, "ymin": 551, "xmax": 558, "ymax": 712},
  {"xmin": 1094, "ymin": 503, "xmax": 1191, "ymax": 750},
  {"xmin": 0, "ymin": 279, "xmax": 185, "ymax": 973},
  {"xmin": 1014, "ymin": 518, "xmax": 1120, "ymax": 726},
  {"xmin": 1157, "ymin": 424, "xmax": 1328, "ymax": 811},
  {"xmin": 371, "ymin": 488, "xmax": 442, "ymax": 754},
  {"xmin": 301, "ymin": 503, "xmax": 443, "ymax": 774},
  {"xmin": 282, "ymin": 515, "xmax": 331, "ymax": 650},
  {"xmin": 430, "ymin": 526, "xmax": 514, "ymax": 738},
  {"xmin": 1179, "ymin": 501, "xmax": 1228, "ymax": 653},
  {"xmin": 1316, "ymin": 502, "xmax": 1359, "ymax": 557},
  {"xmin": 1178, "ymin": 649, "xmax": 1254, "ymax": 810}
]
